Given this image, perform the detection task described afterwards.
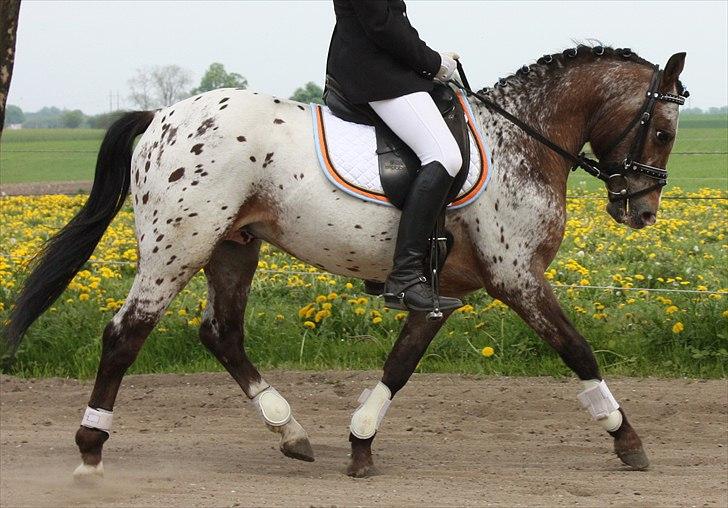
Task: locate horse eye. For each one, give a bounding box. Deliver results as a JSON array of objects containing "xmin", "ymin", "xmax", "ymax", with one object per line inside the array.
[{"xmin": 656, "ymin": 130, "xmax": 673, "ymax": 143}]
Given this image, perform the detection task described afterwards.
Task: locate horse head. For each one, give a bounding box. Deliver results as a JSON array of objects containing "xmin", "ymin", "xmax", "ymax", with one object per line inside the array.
[{"xmin": 590, "ymin": 52, "xmax": 687, "ymax": 229}]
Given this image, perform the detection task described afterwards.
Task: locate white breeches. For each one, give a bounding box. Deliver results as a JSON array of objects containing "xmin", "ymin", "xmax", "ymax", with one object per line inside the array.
[{"xmin": 369, "ymin": 91, "xmax": 463, "ymax": 176}]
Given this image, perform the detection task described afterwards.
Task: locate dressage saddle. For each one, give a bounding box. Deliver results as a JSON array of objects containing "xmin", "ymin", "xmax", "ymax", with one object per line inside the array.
[{"xmin": 323, "ymin": 76, "xmax": 471, "ymax": 296}]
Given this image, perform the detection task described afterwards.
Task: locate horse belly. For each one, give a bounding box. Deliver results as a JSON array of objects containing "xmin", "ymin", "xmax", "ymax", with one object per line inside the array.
[{"xmin": 248, "ymin": 172, "xmax": 402, "ymax": 282}]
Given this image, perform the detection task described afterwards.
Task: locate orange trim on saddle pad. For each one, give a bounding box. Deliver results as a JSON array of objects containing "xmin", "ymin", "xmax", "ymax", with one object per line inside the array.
[
  {"xmin": 313, "ymin": 92, "xmax": 490, "ymax": 209},
  {"xmin": 315, "ymin": 107, "xmax": 391, "ymax": 204}
]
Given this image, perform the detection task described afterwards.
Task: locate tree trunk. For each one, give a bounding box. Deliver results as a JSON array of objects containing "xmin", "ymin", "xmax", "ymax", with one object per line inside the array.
[{"xmin": 0, "ymin": 0, "xmax": 22, "ymax": 137}]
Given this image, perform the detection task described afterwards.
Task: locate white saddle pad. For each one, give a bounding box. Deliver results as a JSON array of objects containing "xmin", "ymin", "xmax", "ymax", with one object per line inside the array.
[{"xmin": 311, "ymin": 90, "xmax": 492, "ymax": 209}]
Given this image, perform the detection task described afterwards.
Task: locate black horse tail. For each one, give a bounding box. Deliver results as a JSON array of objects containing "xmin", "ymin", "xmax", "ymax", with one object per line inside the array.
[{"xmin": 4, "ymin": 111, "xmax": 155, "ymax": 352}]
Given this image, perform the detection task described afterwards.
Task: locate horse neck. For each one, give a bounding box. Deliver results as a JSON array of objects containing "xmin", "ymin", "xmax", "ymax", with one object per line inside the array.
[{"xmin": 475, "ymin": 60, "xmax": 637, "ymax": 192}]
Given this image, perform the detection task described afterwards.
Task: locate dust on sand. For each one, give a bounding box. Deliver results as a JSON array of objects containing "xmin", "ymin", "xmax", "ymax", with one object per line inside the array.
[{"xmin": 1, "ymin": 371, "xmax": 726, "ymax": 507}]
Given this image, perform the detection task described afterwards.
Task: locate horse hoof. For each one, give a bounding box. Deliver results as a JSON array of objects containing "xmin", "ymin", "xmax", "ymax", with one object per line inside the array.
[
  {"xmin": 281, "ymin": 438, "xmax": 315, "ymax": 462},
  {"xmin": 346, "ymin": 461, "xmax": 373, "ymax": 478},
  {"xmin": 617, "ymin": 448, "xmax": 650, "ymax": 470},
  {"xmin": 73, "ymin": 461, "xmax": 104, "ymax": 481}
]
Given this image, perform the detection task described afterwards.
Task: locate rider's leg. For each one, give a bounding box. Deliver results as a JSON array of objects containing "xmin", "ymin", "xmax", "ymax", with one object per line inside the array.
[{"xmin": 369, "ymin": 91, "xmax": 463, "ymax": 312}]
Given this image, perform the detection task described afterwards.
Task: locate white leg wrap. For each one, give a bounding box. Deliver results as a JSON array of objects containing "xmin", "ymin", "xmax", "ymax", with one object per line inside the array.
[
  {"xmin": 252, "ymin": 387, "xmax": 292, "ymax": 427},
  {"xmin": 578, "ymin": 379, "xmax": 623, "ymax": 432},
  {"xmin": 81, "ymin": 407, "xmax": 113, "ymax": 434},
  {"xmin": 350, "ymin": 382, "xmax": 391, "ymax": 440}
]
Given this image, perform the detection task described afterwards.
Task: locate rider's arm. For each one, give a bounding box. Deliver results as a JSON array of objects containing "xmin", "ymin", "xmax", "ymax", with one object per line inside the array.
[{"xmin": 349, "ymin": 0, "xmax": 441, "ymax": 79}]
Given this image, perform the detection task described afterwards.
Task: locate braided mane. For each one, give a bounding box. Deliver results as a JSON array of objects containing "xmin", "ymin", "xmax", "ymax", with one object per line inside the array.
[{"xmin": 478, "ymin": 44, "xmax": 687, "ymax": 96}]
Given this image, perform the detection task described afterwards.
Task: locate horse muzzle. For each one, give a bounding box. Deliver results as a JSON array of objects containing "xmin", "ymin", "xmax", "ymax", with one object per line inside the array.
[{"xmin": 607, "ymin": 199, "xmax": 658, "ymax": 230}]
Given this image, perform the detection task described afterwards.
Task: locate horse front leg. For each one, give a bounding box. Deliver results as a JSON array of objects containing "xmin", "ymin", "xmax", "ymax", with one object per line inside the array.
[
  {"xmin": 494, "ymin": 274, "xmax": 649, "ymax": 470},
  {"xmin": 347, "ymin": 309, "xmax": 453, "ymax": 477}
]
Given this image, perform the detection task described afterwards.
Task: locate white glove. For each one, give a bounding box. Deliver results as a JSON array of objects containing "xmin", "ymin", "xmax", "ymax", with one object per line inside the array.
[{"xmin": 435, "ymin": 51, "xmax": 460, "ymax": 82}]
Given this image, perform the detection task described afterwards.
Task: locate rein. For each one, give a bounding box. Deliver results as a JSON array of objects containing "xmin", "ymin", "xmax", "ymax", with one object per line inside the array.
[{"xmin": 452, "ymin": 60, "xmax": 686, "ymax": 202}]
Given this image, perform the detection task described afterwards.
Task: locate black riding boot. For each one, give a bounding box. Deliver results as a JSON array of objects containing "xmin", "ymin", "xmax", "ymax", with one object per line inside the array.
[{"xmin": 383, "ymin": 161, "xmax": 463, "ymax": 312}]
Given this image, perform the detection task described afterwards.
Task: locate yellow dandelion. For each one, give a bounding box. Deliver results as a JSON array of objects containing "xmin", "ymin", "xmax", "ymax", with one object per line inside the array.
[
  {"xmin": 354, "ymin": 307, "xmax": 366, "ymax": 316},
  {"xmin": 315, "ymin": 295, "xmax": 327, "ymax": 303},
  {"xmin": 275, "ymin": 314, "xmax": 285, "ymax": 321},
  {"xmin": 395, "ymin": 312, "xmax": 407, "ymax": 321},
  {"xmin": 481, "ymin": 346, "xmax": 495, "ymax": 358},
  {"xmin": 345, "ymin": 282, "xmax": 354, "ymax": 289},
  {"xmin": 314, "ymin": 309, "xmax": 331, "ymax": 322},
  {"xmin": 372, "ymin": 316, "xmax": 383, "ymax": 324},
  {"xmin": 665, "ymin": 305, "xmax": 679, "ymax": 315},
  {"xmin": 327, "ymin": 292, "xmax": 338, "ymax": 300},
  {"xmin": 303, "ymin": 321, "xmax": 316, "ymax": 329},
  {"xmin": 298, "ymin": 303, "xmax": 314, "ymax": 318},
  {"xmin": 78, "ymin": 293, "xmax": 90, "ymax": 301},
  {"xmin": 672, "ymin": 322, "xmax": 684, "ymax": 334}
]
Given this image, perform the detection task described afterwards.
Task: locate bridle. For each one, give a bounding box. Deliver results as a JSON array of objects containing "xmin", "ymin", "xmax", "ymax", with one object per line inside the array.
[{"xmin": 453, "ymin": 61, "xmax": 687, "ymax": 203}]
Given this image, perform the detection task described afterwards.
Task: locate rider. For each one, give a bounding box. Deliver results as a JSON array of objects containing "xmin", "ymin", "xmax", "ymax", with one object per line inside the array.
[{"xmin": 326, "ymin": 0, "xmax": 463, "ymax": 312}]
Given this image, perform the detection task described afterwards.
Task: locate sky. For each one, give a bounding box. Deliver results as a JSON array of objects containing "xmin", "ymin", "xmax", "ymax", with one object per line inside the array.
[{"xmin": 8, "ymin": 0, "xmax": 728, "ymax": 114}]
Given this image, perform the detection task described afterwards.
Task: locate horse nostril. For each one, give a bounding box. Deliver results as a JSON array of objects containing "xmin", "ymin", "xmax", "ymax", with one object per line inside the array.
[{"xmin": 640, "ymin": 210, "xmax": 656, "ymax": 225}]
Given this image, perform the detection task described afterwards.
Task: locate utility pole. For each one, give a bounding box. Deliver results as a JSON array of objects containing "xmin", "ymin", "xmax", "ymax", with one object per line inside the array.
[{"xmin": 109, "ymin": 91, "xmax": 113, "ymax": 113}]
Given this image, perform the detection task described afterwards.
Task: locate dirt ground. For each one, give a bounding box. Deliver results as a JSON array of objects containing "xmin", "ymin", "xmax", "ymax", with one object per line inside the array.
[{"xmin": 1, "ymin": 371, "xmax": 726, "ymax": 507}]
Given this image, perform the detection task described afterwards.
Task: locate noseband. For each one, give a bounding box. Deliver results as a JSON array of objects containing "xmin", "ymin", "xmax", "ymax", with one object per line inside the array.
[
  {"xmin": 454, "ymin": 61, "xmax": 687, "ymax": 203},
  {"xmin": 578, "ymin": 65, "xmax": 686, "ymax": 202}
]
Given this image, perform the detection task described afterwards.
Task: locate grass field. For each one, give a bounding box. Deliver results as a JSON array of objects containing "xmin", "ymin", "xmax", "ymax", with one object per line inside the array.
[
  {"xmin": 0, "ymin": 114, "xmax": 726, "ymax": 380},
  {"xmin": 1, "ymin": 114, "xmax": 726, "ymax": 190}
]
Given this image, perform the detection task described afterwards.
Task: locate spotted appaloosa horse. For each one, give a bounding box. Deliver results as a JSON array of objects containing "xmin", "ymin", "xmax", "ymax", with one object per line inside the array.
[{"xmin": 6, "ymin": 46, "xmax": 686, "ymax": 479}]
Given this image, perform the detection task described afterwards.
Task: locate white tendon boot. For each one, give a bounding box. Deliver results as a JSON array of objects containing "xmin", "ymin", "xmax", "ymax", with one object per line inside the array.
[
  {"xmin": 252, "ymin": 386, "xmax": 292, "ymax": 427},
  {"xmin": 350, "ymin": 382, "xmax": 392, "ymax": 439},
  {"xmin": 578, "ymin": 379, "xmax": 623, "ymax": 432}
]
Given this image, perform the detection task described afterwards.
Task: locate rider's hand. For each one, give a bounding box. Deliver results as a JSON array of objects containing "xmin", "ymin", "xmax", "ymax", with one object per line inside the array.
[{"xmin": 434, "ymin": 51, "xmax": 460, "ymax": 82}]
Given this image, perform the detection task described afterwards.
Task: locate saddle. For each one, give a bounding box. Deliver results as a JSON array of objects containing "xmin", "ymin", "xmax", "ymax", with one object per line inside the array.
[
  {"xmin": 323, "ymin": 76, "xmax": 471, "ymax": 298},
  {"xmin": 323, "ymin": 76, "xmax": 471, "ymax": 208}
]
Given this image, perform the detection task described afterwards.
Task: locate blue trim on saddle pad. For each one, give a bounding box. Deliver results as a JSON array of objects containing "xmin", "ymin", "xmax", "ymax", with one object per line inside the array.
[{"xmin": 310, "ymin": 104, "xmax": 390, "ymax": 207}]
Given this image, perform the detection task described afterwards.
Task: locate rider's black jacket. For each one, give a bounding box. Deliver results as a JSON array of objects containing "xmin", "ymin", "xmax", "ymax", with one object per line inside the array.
[{"xmin": 326, "ymin": 0, "xmax": 441, "ymax": 104}]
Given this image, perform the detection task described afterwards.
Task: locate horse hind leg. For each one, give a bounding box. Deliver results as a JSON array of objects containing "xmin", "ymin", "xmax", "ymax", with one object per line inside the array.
[
  {"xmin": 73, "ymin": 263, "xmax": 200, "ymax": 479},
  {"xmin": 198, "ymin": 239, "xmax": 313, "ymax": 462}
]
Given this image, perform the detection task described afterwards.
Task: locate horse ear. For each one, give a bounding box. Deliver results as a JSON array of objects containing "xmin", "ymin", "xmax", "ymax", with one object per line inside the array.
[{"xmin": 662, "ymin": 52, "xmax": 686, "ymax": 86}]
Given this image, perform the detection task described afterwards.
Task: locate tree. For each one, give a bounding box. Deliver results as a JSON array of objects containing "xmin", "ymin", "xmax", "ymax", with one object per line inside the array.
[
  {"xmin": 192, "ymin": 63, "xmax": 247, "ymax": 94},
  {"xmin": 152, "ymin": 65, "xmax": 192, "ymax": 106},
  {"xmin": 4, "ymin": 105, "xmax": 24, "ymax": 126},
  {"xmin": 290, "ymin": 82, "xmax": 324, "ymax": 105},
  {"xmin": 128, "ymin": 65, "xmax": 193, "ymax": 109},
  {"xmin": 128, "ymin": 67, "xmax": 156, "ymax": 109},
  {"xmin": 0, "ymin": 0, "xmax": 22, "ymax": 137},
  {"xmin": 60, "ymin": 110, "xmax": 85, "ymax": 128}
]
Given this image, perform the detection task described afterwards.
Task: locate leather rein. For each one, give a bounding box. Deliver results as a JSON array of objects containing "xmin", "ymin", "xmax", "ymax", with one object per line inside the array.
[{"xmin": 452, "ymin": 61, "xmax": 686, "ymax": 202}]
